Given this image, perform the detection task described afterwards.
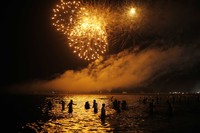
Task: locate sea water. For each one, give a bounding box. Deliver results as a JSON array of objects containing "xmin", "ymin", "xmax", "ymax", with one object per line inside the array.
[{"xmin": 1, "ymin": 94, "xmax": 200, "ymax": 133}]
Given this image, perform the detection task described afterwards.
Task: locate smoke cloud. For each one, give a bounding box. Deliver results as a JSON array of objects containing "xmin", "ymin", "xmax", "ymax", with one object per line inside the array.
[{"xmin": 8, "ymin": 44, "xmax": 200, "ymax": 94}]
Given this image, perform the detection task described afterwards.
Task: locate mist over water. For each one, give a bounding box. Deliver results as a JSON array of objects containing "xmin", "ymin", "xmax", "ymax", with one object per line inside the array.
[{"xmin": 8, "ymin": 45, "xmax": 200, "ymax": 94}]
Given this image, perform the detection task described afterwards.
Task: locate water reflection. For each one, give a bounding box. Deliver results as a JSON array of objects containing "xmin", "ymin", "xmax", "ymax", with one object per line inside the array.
[
  {"xmin": 15, "ymin": 94, "xmax": 200, "ymax": 132},
  {"xmin": 25, "ymin": 95, "xmax": 115, "ymax": 132}
]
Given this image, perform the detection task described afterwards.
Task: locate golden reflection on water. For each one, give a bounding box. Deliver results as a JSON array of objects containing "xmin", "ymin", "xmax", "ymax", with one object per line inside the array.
[{"xmin": 26, "ymin": 95, "xmax": 115, "ymax": 133}]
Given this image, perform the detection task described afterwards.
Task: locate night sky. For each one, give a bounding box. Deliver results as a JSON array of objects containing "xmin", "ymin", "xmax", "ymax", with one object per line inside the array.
[
  {"xmin": 1, "ymin": 0, "xmax": 88, "ymax": 88},
  {"xmin": 1, "ymin": 0, "xmax": 200, "ymax": 94}
]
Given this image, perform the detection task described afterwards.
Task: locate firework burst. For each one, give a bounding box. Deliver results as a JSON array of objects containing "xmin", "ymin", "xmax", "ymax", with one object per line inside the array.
[
  {"xmin": 68, "ymin": 2, "xmax": 113, "ymax": 60},
  {"xmin": 52, "ymin": 0, "xmax": 113, "ymax": 61}
]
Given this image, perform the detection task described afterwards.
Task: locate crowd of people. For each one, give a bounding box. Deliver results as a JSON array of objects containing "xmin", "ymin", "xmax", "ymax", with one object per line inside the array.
[
  {"xmin": 138, "ymin": 94, "xmax": 200, "ymax": 116},
  {"xmin": 47, "ymin": 94, "xmax": 198, "ymax": 120},
  {"xmin": 45, "ymin": 94, "xmax": 200, "ymax": 126},
  {"xmin": 46, "ymin": 97, "xmax": 129, "ymax": 121}
]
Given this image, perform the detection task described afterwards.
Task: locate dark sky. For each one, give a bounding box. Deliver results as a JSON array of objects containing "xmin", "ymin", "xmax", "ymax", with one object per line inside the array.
[
  {"xmin": 1, "ymin": 0, "xmax": 200, "ymax": 93},
  {"xmin": 1, "ymin": 0, "xmax": 89, "ymax": 89}
]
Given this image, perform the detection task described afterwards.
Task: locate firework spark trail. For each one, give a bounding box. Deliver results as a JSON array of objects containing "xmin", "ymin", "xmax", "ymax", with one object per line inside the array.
[
  {"xmin": 52, "ymin": 0, "xmax": 82, "ymax": 34},
  {"xmin": 108, "ymin": 0, "xmax": 147, "ymax": 49}
]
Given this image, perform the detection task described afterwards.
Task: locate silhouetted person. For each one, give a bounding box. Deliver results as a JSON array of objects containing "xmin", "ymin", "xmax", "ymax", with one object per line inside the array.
[
  {"xmin": 93, "ymin": 100, "xmax": 98, "ymax": 113},
  {"xmin": 149, "ymin": 99, "xmax": 154, "ymax": 115},
  {"xmin": 47, "ymin": 100, "xmax": 53, "ymax": 110},
  {"xmin": 67, "ymin": 100, "xmax": 76, "ymax": 114},
  {"xmin": 113, "ymin": 99, "xmax": 118, "ymax": 110},
  {"xmin": 116, "ymin": 101, "xmax": 121, "ymax": 113},
  {"xmin": 44, "ymin": 100, "xmax": 52, "ymax": 116},
  {"xmin": 121, "ymin": 100, "xmax": 128, "ymax": 110},
  {"xmin": 142, "ymin": 97, "xmax": 147, "ymax": 104},
  {"xmin": 111, "ymin": 96, "xmax": 114, "ymax": 102},
  {"xmin": 101, "ymin": 103, "xmax": 106, "ymax": 120},
  {"xmin": 166, "ymin": 100, "xmax": 173, "ymax": 116},
  {"xmin": 85, "ymin": 101, "xmax": 90, "ymax": 109},
  {"xmin": 139, "ymin": 97, "xmax": 142, "ymax": 103},
  {"xmin": 61, "ymin": 100, "xmax": 65, "ymax": 111},
  {"xmin": 156, "ymin": 96, "xmax": 159, "ymax": 104}
]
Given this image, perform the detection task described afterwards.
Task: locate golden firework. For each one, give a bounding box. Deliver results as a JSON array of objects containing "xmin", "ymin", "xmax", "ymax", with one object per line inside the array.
[
  {"xmin": 52, "ymin": 0, "xmax": 113, "ymax": 61},
  {"xmin": 67, "ymin": 4, "xmax": 111, "ymax": 60}
]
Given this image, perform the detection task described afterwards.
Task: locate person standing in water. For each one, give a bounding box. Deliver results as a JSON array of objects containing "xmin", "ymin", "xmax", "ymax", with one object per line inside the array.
[
  {"xmin": 85, "ymin": 101, "xmax": 90, "ymax": 109},
  {"xmin": 61, "ymin": 100, "xmax": 65, "ymax": 111},
  {"xmin": 100, "ymin": 103, "xmax": 106, "ymax": 120},
  {"xmin": 67, "ymin": 100, "xmax": 76, "ymax": 114},
  {"xmin": 93, "ymin": 100, "xmax": 98, "ymax": 114}
]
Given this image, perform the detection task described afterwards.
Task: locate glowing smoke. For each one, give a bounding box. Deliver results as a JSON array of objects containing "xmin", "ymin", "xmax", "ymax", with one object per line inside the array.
[{"xmin": 8, "ymin": 44, "xmax": 200, "ymax": 94}]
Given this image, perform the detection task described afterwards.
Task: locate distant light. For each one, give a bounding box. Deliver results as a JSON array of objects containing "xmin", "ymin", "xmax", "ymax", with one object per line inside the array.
[
  {"xmin": 122, "ymin": 91, "xmax": 127, "ymax": 94},
  {"xmin": 129, "ymin": 8, "xmax": 136, "ymax": 16}
]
